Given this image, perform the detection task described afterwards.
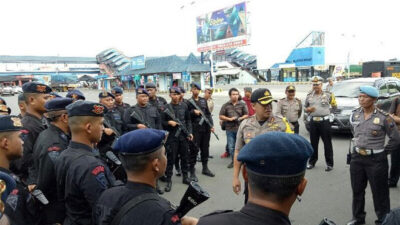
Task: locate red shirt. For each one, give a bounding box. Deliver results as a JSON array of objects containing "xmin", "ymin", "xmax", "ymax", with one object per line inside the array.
[{"xmin": 242, "ymin": 96, "xmax": 255, "ymax": 116}]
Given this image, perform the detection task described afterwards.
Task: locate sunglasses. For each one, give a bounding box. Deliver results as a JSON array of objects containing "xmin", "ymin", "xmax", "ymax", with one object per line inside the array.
[{"xmin": 313, "ymin": 84, "xmax": 320, "ymax": 87}]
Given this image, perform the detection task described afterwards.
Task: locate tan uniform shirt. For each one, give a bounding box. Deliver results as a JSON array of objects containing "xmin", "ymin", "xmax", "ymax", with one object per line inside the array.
[
  {"xmin": 207, "ymin": 98, "xmax": 214, "ymax": 113},
  {"xmin": 235, "ymin": 115, "xmax": 293, "ymax": 151},
  {"xmin": 305, "ymin": 91, "xmax": 337, "ymax": 117},
  {"xmin": 276, "ymin": 98, "xmax": 302, "ymax": 123}
]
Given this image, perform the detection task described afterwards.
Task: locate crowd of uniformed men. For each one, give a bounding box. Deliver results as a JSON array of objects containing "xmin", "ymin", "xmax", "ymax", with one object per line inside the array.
[{"xmin": 0, "ymin": 75, "xmax": 398, "ymax": 225}]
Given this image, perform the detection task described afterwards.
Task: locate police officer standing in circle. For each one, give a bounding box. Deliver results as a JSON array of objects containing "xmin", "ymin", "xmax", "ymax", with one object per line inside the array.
[
  {"xmin": 94, "ymin": 129, "xmax": 196, "ymax": 225},
  {"xmin": 123, "ymin": 87, "xmax": 161, "ymax": 131},
  {"xmin": 305, "ymin": 76, "xmax": 337, "ymax": 171},
  {"xmin": 161, "ymin": 87, "xmax": 193, "ymax": 192},
  {"xmin": 66, "ymin": 89, "xmax": 86, "ymax": 102},
  {"xmin": 347, "ymin": 86, "xmax": 400, "ymax": 225},
  {"xmin": 0, "ymin": 115, "xmax": 41, "ymax": 225},
  {"xmin": 276, "ymin": 85, "xmax": 302, "ymax": 134},
  {"xmin": 16, "ymin": 82, "xmax": 52, "ymax": 188},
  {"xmin": 112, "ymin": 86, "xmax": 130, "ymax": 124},
  {"xmin": 187, "ymin": 132, "xmax": 313, "ymax": 225},
  {"xmin": 55, "ymin": 101, "xmax": 118, "ymax": 225},
  {"xmin": 146, "ymin": 82, "xmax": 167, "ymax": 112},
  {"xmin": 34, "ymin": 97, "xmax": 73, "ymax": 224},
  {"xmin": 387, "ymin": 96, "xmax": 400, "ymax": 188},
  {"xmin": 233, "ymin": 88, "xmax": 294, "ymax": 203},
  {"xmin": 187, "ymin": 83, "xmax": 215, "ymax": 181}
]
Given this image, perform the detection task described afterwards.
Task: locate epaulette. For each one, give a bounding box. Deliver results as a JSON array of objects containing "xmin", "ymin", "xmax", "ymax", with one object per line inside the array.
[
  {"xmin": 280, "ymin": 97, "xmax": 286, "ymax": 100},
  {"xmin": 201, "ymin": 210, "xmax": 233, "ymax": 218},
  {"xmin": 376, "ymin": 107, "xmax": 389, "ymax": 116}
]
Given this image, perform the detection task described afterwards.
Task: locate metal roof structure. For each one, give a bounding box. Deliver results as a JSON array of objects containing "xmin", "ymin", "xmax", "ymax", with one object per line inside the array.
[{"xmin": 0, "ymin": 55, "xmax": 97, "ymax": 64}]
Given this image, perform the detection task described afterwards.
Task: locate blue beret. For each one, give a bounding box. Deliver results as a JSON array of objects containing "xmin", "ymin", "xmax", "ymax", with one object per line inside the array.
[
  {"xmin": 145, "ymin": 82, "xmax": 156, "ymax": 89},
  {"xmin": 238, "ymin": 132, "xmax": 313, "ymax": 176},
  {"xmin": 114, "ymin": 129, "xmax": 167, "ymax": 155},
  {"xmin": 66, "ymin": 89, "xmax": 86, "ymax": 100},
  {"xmin": 112, "ymin": 86, "xmax": 123, "ymax": 94},
  {"xmin": 178, "ymin": 86, "xmax": 186, "ymax": 93},
  {"xmin": 45, "ymin": 97, "xmax": 74, "ymax": 112},
  {"xmin": 66, "ymin": 101, "xmax": 107, "ymax": 117},
  {"xmin": 22, "ymin": 82, "xmax": 52, "ymax": 94},
  {"xmin": 0, "ymin": 105, "xmax": 11, "ymax": 114},
  {"xmin": 50, "ymin": 92, "xmax": 62, "ymax": 98},
  {"xmin": 0, "ymin": 115, "xmax": 23, "ymax": 132},
  {"xmin": 0, "ymin": 97, "xmax": 6, "ymax": 105},
  {"xmin": 136, "ymin": 87, "xmax": 149, "ymax": 96},
  {"xmin": 169, "ymin": 87, "xmax": 182, "ymax": 94},
  {"xmin": 191, "ymin": 82, "xmax": 201, "ymax": 90},
  {"xmin": 0, "ymin": 171, "xmax": 16, "ymax": 203},
  {"xmin": 98, "ymin": 91, "xmax": 115, "ymax": 99},
  {"xmin": 359, "ymin": 86, "xmax": 379, "ymax": 98}
]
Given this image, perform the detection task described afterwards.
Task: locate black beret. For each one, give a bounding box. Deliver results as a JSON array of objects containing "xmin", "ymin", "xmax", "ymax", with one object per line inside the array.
[
  {"xmin": 169, "ymin": 87, "xmax": 182, "ymax": 94},
  {"xmin": 144, "ymin": 82, "xmax": 156, "ymax": 89},
  {"xmin": 250, "ymin": 88, "xmax": 276, "ymax": 105},
  {"xmin": 0, "ymin": 171, "xmax": 16, "ymax": 203},
  {"xmin": 45, "ymin": 97, "xmax": 74, "ymax": 112},
  {"xmin": 50, "ymin": 92, "xmax": 62, "ymax": 98},
  {"xmin": 0, "ymin": 97, "xmax": 6, "ymax": 105},
  {"xmin": 178, "ymin": 86, "xmax": 186, "ymax": 93},
  {"xmin": 66, "ymin": 89, "xmax": 86, "ymax": 100},
  {"xmin": 238, "ymin": 132, "xmax": 313, "ymax": 176},
  {"xmin": 22, "ymin": 82, "xmax": 52, "ymax": 94},
  {"xmin": 114, "ymin": 129, "xmax": 167, "ymax": 155},
  {"xmin": 136, "ymin": 87, "xmax": 149, "ymax": 96},
  {"xmin": 66, "ymin": 101, "xmax": 107, "ymax": 117},
  {"xmin": 112, "ymin": 86, "xmax": 123, "ymax": 94},
  {"xmin": 0, "ymin": 115, "xmax": 23, "ymax": 132},
  {"xmin": 0, "ymin": 105, "xmax": 11, "ymax": 114},
  {"xmin": 98, "ymin": 91, "xmax": 115, "ymax": 99},
  {"xmin": 190, "ymin": 82, "xmax": 201, "ymax": 90}
]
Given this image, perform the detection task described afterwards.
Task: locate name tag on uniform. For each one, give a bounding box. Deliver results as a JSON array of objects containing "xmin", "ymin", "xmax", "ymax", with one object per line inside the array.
[{"xmin": 373, "ymin": 117, "xmax": 380, "ymax": 124}]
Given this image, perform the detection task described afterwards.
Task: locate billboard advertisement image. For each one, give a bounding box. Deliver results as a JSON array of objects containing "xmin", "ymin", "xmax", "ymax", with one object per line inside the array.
[{"xmin": 196, "ymin": 2, "xmax": 248, "ymax": 52}]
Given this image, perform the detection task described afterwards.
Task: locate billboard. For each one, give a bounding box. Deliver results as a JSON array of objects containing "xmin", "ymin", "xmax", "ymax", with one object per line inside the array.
[
  {"xmin": 131, "ymin": 55, "xmax": 145, "ymax": 70},
  {"xmin": 196, "ymin": 2, "xmax": 248, "ymax": 52}
]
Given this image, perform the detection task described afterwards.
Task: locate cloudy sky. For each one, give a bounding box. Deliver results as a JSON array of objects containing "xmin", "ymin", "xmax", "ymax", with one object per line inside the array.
[{"xmin": 0, "ymin": 0, "xmax": 398, "ymax": 68}]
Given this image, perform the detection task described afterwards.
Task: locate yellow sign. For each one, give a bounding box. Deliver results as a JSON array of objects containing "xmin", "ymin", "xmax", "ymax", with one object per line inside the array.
[{"xmin": 392, "ymin": 73, "xmax": 400, "ymax": 78}]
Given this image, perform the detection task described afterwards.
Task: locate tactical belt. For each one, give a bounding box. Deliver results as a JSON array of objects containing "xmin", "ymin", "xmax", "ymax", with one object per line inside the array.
[
  {"xmin": 354, "ymin": 147, "xmax": 384, "ymax": 156},
  {"xmin": 312, "ymin": 115, "xmax": 329, "ymax": 122}
]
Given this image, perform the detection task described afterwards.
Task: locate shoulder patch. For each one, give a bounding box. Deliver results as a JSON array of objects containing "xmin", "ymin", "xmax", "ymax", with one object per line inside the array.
[
  {"xmin": 48, "ymin": 146, "xmax": 61, "ymax": 152},
  {"xmin": 91, "ymin": 165, "xmax": 105, "ymax": 176}
]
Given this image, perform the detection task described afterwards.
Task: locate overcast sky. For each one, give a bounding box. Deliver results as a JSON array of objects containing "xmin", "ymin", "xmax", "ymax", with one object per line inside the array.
[{"xmin": 0, "ymin": 0, "xmax": 399, "ymax": 68}]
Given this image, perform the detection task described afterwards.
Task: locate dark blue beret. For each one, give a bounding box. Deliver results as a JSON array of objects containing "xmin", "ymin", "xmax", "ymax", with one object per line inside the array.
[
  {"xmin": 66, "ymin": 101, "xmax": 107, "ymax": 117},
  {"xmin": 178, "ymin": 86, "xmax": 186, "ymax": 93},
  {"xmin": 0, "ymin": 171, "xmax": 16, "ymax": 203},
  {"xmin": 45, "ymin": 97, "xmax": 74, "ymax": 112},
  {"xmin": 18, "ymin": 93, "xmax": 25, "ymax": 102},
  {"xmin": 238, "ymin": 132, "xmax": 313, "ymax": 176},
  {"xmin": 0, "ymin": 97, "xmax": 6, "ymax": 105},
  {"xmin": 98, "ymin": 91, "xmax": 115, "ymax": 99},
  {"xmin": 0, "ymin": 105, "xmax": 11, "ymax": 114},
  {"xmin": 145, "ymin": 82, "xmax": 156, "ymax": 89},
  {"xmin": 136, "ymin": 87, "xmax": 149, "ymax": 96},
  {"xmin": 22, "ymin": 82, "xmax": 52, "ymax": 94},
  {"xmin": 50, "ymin": 92, "xmax": 62, "ymax": 98},
  {"xmin": 66, "ymin": 89, "xmax": 86, "ymax": 100},
  {"xmin": 360, "ymin": 86, "xmax": 379, "ymax": 98},
  {"xmin": 169, "ymin": 87, "xmax": 182, "ymax": 94},
  {"xmin": 191, "ymin": 82, "xmax": 201, "ymax": 90},
  {"xmin": 0, "ymin": 115, "xmax": 23, "ymax": 132},
  {"xmin": 112, "ymin": 86, "xmax": 123, "ymax": 94},
  {"xmin": 114, "ymin": 129, "xmax": 167, "ymax": 155}
]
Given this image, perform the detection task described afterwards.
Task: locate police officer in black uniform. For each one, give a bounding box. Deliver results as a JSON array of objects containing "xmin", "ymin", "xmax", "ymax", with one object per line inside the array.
[
  {"xmin": 93, "ymin": 128, "xmax": 194, "ymax": 225},
  {"xmin": 14, "ymin": 82, "xmax": 52, "ymax": 187},
  {"xmin": 112, "ymin": 86, "xmax": 130, "ymax": 124},
  {"xmin": 34, "ymin": 97, "xmax": 73, "ymax": 224},
  {"xmin": 66, "ymin": 89, "xmax": 86, "ymax": 102},
  {"xmin": 161, "ymin": 87, "xmax": 193, "ymax": 192},
  {"xmin": 55, "ymin": 101, "xmax": 118, "ymax": 225},
  {"xmin": 124, "ymin": 87, "xmax": 161, "ymax": 131},
  {"xmin": 146, "ymin": 82, "xmax": 167, "ymax": 112},
  {"xmin": 187, "ymin": 83, "xmax": 215, "ymax": 181},
  {"xmin": 347, "ymin": 86, "xmax": 400, "ymax": 225},
  {"xmin": 195, "ymin": 132, "xmax": 313, "ymax": 225},
  {"xmin": 0, "ymin": 115, "xmax": 42, "ymax": 225},
  {"xmin": 17, "ymin": 94, "xmax": 27, "ymax": 119}
]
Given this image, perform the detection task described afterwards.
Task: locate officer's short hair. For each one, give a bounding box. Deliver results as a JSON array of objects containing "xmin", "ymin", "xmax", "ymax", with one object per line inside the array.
[
  {"xmin": 247, "ymin": 169, "xmax": 304, "ymax": 202},
  {"xmin": 46, "ymin": 110, "xmax": 67, "ymax": 122},
  {"xmin": 120, "ymin": 147, "xmax": 163, "ymax": 173},
  {"xmin": 68, "ymin": 116, "xmax": 101, "ymax": 133},
  {"xmin": 23, "ymin": 93, "xmax": 40, "ymax": 104},
  {"xmin": 229, "ymin": 88, "xmax": 239, "ymax": 96}
]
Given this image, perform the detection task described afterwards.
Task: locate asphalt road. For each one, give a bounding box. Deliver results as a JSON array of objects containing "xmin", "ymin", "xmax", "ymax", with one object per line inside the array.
[{"xmin": 2, "ymin": 84, "xmax": 399, "ymax": 225}]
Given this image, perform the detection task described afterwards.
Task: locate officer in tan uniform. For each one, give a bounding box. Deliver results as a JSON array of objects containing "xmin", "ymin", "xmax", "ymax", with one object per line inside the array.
[
  {"xmin": 347, "ymin": 86, "xmax": 400, "ymax": 225},
  {"xmin": 232, "ymin": 88, "xmax": 293, "ymax": 203},
  {"xmin": 276, "ymin": 85, "xmax": 302, "ymax": 134},
  {"xmin": 305, "ymin": 76, "xmax": 337, "ymax": 171}
]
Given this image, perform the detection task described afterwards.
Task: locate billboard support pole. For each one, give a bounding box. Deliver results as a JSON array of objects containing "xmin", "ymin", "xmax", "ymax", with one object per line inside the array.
[{"xmin": 209, "ymin": 50, "xmax": 214, "ymax": 88}]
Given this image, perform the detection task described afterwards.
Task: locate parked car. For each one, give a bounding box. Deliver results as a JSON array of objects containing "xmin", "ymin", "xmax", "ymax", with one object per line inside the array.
[
  {"xmin": 304, "ymin": 77, "xmax": 400, "ymax": 133},
  {"xmin": 1, "ymin": 86, "xmax": 14, "ymax": 96},
  {"xmin": 12, "ymin": 86, "xmax": 22, "ymax": 94}
]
